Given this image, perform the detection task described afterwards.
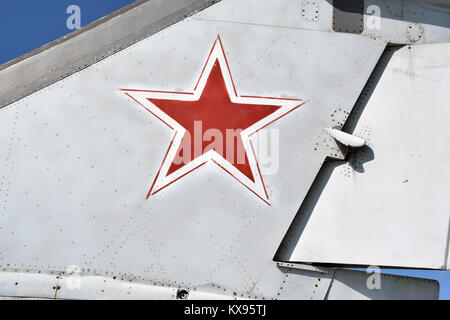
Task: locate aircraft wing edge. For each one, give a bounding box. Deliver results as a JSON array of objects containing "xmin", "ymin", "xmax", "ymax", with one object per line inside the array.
[{"xmin": 0, "ymin": 0, "xmax": 221, "ymax": 110}]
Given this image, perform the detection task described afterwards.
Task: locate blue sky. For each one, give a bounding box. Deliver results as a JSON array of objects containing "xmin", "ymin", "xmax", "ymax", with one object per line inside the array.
[{"xmin": 1, "ymin": 0, "xmax": 448, "ymax": 300}]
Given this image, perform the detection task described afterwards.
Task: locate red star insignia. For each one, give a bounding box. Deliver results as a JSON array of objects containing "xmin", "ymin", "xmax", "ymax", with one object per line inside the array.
[{"xmin": 121, "ymin": 36, "xmax": 305, "ymax": 205}]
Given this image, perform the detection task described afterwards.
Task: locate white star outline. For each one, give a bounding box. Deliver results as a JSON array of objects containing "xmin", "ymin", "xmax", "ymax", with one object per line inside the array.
[{"xmin": 121, "ymin": 36, "xmax": 305, "ymax": 205}]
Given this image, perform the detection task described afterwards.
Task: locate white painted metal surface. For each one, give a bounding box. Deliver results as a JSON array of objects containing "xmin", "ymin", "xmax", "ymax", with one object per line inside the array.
[
  {"xmin": 0, "ymin": 272, "xmax": 58, "ymax": 299},
  {"xmin": 362, "ymin": 0, "xmax": 450, "ymax": 44},
  {"xmin": 327, "ymin": 128, "xmax": 365, "ymax": 147},
  {"xmin": 195, "ymin": 0, "xmax": 334, "ymax": 32},
  {"xmin": 283, "ymin": 43, "xmax": 450, "ymax": 270},
  {"xmin": 0, "ymin": 0, "xmax": 388, "ymax": 299},
  {"xmin": 0, "ymin": 0, "xmax": 448, "ymax": 300},
  {"xmin": 0, "ymin": 267, "xmax": 437, "ymax": 300},
  {"xmin": 327, "ymin": 270, "xmax": 439, "ymax": 300}
]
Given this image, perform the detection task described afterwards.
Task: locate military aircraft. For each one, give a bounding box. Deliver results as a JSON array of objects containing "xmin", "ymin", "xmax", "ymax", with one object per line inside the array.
[{"xmin": 0, "ymin": 0, "xmax": 449, "ymax": 300}]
